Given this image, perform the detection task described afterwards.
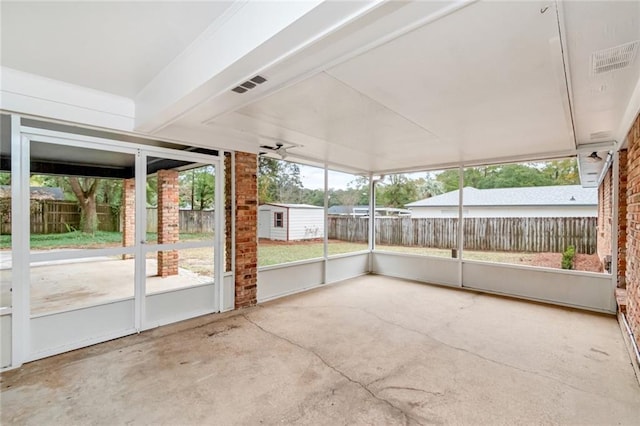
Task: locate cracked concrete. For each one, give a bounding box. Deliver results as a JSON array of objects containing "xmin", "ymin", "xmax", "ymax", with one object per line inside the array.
[{"xmin": 2, "ymin": 275, "xmax": 640, "ymax": 425}]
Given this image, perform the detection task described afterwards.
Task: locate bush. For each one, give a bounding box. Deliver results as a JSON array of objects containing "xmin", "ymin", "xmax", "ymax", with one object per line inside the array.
[{"xmin": 561, "ymin": 245, "xmax": 576, "ymax": 270}]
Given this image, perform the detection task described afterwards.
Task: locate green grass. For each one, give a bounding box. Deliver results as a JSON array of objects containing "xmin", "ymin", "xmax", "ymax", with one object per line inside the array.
[
  {"xmin": 0, "ymin": 231, "xmax": 213, "ymax": 250},
  {"xmin": 258, "ymin": 242, "xmax": 368, "ymax": 266}
]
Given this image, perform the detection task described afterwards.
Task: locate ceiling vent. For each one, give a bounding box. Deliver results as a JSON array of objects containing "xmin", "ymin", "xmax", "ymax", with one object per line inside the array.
[
  {"xmin": 591, "ymin": 41, "xmax": 639, "ymax": 75},
  {"xmin": 231, "ymin": 75, "xmax": 267, "ymax": 94}
]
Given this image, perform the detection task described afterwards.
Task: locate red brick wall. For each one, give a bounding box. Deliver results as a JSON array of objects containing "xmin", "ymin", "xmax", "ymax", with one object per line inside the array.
[
  {"xmin": 618, "ymin": 150, "xmax": 628, "ymax": 288},
  {"xmin": 626, "ymin": 114, "xmax": 640, "ymax": 349},
  {"xmin": 157, "ymin": 169, "xmax": 179, "ymax": 277},
  {"xmin": 598, "ymin": 167, "xmax": 613, "ymax": 264},
  {"xmin": 225, "ymin": 153, "xmax": 232, "ymax": 273},
  {"xmin": 121, "ymin": 178, "xmax": 135, "ymax": 260},
  {"xmin": 234, "ymin": 152, "xmax": 258, "ymax": 308}
]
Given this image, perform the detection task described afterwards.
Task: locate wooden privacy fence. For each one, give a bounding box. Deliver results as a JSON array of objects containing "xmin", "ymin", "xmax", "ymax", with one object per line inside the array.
[
  {"xmin": 146, "ymin": 208, "xmax": 215, "ymax": 233},
  {"xmin": 328, "ymin": 216, "xmax": 597, "ymax": 254},
  {"xmin": 29, "ymin": 200, "xmax": 118, "ymax": 234}
]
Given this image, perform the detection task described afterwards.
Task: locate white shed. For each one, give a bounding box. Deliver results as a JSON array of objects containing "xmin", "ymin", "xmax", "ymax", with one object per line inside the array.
[{"xmin": 258, "ymin": 203, "xmax": 324, "ymax": 241}]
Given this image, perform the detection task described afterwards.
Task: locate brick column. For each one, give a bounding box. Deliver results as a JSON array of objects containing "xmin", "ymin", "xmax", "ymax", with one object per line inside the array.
[
  {"xmin": 234, "ymin": 152, "xmax": 258, "ymax": 308},
  {"xmin": 121, "ymin": 178, "xmax": 135, "ymax": 260},
  {"xmin": 225, "ymin": 153, "xmax": 232, "ymax": 273},
  {"xmin": 618, "ymin": 149, "xmax": 628, "ymax": 288},
  {"xmin": 157, "ymin": 169, "xmax": 179, "ymax": 277},
  {"xmin": 625, "ymin": 114, "xmax": 640, "ymax": 348}
]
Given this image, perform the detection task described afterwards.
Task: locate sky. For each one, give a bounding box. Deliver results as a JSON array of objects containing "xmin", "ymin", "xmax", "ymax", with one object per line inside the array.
[{"xmin": 298, "ymin": 165, "xmax": 360, "ymax": 190}]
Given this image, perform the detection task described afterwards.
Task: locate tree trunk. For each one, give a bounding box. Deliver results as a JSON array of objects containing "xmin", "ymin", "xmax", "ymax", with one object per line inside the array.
[{"xmin": 69, "ymin": 177, "xmax": 99, "ymax": 234}]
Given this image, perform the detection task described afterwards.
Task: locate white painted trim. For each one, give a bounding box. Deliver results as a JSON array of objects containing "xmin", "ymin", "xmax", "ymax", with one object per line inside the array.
[
  {"xmin": 460, "ymin": 258, "xmax": 608, "ymax": 279},
  {"xmin": 29, "ymin": 247, "xmax": 136, "ymax": 263},
  {"xmin": 135, "ymin": 0, "xmax": 327, "ymax": 132},
  {"xmin": 0, "ymin": 307, "xmax": 11, "ymax": 316},
  {"xmin": 21, "ymin": 126, "xmax": 222, "ymax": 162},
  {"xmin": 552, "ymin": 0, "xmax": 577, "ymax": 148},
  {"xmin": 327, "ymin": 250, "xmax": 370, "ymax": 260},
  {"xmin": 372, "ymin": 249, "xmax": 458, "ymax": 263},
  {"xmin": 10, "ymin": 115, "xmax": 23, "ymax": 369},
  {"xmin": 258, "ymin": 256, "xmax": 325, "ymax": 272},
  {"xmin": 1, "ymin": 67, "xmax": 135, "ymax": 131},
  {"xmin": 214, "ymin": 153, "xmax": 224, "ymax": 313},
  {"xmin": 30, "ymin": 296, "xmax": 135, "ymax": 319},
  {"xmin": 26, "ymin": 328, "xmax": 137, "ymax": 363}
]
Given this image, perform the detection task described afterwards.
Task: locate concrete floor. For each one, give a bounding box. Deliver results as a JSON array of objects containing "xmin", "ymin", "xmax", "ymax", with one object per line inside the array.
[
  {"xmin": 1, "ymin": 256, "xmax": 210, "ymax": 315},
  {"xmin": 1, "ymin": 275, "xmax": 639, "ymax": 425}
]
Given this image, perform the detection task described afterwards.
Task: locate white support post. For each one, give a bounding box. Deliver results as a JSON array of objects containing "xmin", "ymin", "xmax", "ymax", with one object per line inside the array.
[
  {"xmin": 230, "ymin": 151, "xmax": 236, "ymax": 310},
  {"xmin": 134, "ymin": 149, "xmax": 146, "ymax": 331},
  {"xmin": 215, "ymin": 154, "xmax": 225, "ymax": 313},
  {"xmin": 457, "ymin": 166, "xmax": 464, "ymax": 287},
  {"xmin": 10, "ymin": 115, "xmax": 26, "ymax": 369},
  {"xmin": 368, "ymin": 175, "xmax": 376, "ymax": 272},
  {"xmin": 323, "ymin": 164, "xmax": 329, "ymax": 283}
]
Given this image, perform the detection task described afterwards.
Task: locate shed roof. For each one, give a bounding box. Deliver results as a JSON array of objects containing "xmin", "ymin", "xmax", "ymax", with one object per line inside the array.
[
  {"xmin": 405, "ymin": 185, "xmax": 597, "ymax": 208},
  {"xmin": 0, "ymin": 185, "xmax": 65, "ymax": 200}
]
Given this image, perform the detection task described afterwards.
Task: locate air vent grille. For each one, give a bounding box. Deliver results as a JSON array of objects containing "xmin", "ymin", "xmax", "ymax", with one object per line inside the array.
[
  {"xmin": 591, "ymin": 41, "xmax": 639, "ymax": 75},
  {"xmin": 231, "ymin": 75, "xmax": 267, "ymax": 94}
]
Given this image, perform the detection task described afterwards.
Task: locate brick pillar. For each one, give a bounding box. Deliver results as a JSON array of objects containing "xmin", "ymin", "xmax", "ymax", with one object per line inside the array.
[
  {"xmin": 626, "ymin": 114, "xmax": 640, "ymax": 349},
  {"xmin": 234, "ymin": 152, "xmax": 258, "ymax": 308},
  {"xmin": 225, "ymin": 153, "xmax": 232, "ymax": 273},
  {"xmin": 121, "ymin": 178, "xmax": 135, "ymax": 260},
  {"xmin": 157, "ymin": 169, "xmax": 179, "ymax": 277},
  {"xmin": 618, "ymin": 149, "xmax": 628, "ymax": 288}
]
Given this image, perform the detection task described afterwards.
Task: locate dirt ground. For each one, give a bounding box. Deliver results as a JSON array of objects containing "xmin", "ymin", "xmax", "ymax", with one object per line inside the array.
[{"xmin": 525, "ymin": 253, "xmax": 603, "ymax": 273}]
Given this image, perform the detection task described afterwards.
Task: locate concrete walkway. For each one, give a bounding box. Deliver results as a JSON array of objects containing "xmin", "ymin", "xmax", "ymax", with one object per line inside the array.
[{"xmin": 1, "ymin": 275, "xmax": 639, "ymax": 425}]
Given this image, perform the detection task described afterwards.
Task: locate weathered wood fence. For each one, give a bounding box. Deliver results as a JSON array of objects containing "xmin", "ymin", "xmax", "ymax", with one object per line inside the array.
[
  {"xmin": 146, "ymin": 208, "xmax": 214, "ymax": 233},
  {"xmin": 328, "ymin": 216, "xmax": 597, "ymax": 254},
  {"xmin": 29, "ymin": 200, "xmax": 118, "ymax": 234}
]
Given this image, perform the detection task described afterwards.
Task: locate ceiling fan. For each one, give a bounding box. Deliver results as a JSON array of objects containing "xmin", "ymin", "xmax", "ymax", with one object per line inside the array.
[{"xmin": 259, "ymin": 141, "xmax": 296, "ymax": 159}]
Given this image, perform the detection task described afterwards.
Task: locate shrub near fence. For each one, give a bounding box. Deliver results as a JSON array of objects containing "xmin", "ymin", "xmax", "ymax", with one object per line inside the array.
[{"xmin": 327, "ymin": 216, "xmax": 597, "ymax": 254}]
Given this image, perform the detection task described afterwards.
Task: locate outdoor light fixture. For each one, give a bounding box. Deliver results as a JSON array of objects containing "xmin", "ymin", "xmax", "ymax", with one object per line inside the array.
[{"xmin": 587, "ymin": 152, "xmax": 603, "ymax": 162}]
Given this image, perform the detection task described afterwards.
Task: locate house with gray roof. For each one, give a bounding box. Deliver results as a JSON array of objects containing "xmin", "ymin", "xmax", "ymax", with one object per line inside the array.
[{"xmin": 405, "ymin": 185, "xmax": 597, "ymax": 218}]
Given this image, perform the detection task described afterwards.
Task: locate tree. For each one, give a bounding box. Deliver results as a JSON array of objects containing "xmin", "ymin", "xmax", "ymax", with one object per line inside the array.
[
  {"xmin": 179, "ymin": 167, "xmax": 215, "ymax": 210},
  {"xmin": 68, "ymin": 177, "xmax": 99, "ymax": 234},
  {"xmin": 377, "ymin": 174, "xmax": 418, "ymax": 208},
  {"xmin": 258, "ymin": 157, "xmax": 304, "ymax": 204},
  {"xmin": 435, "ymin": 159, "xmax": 580, "ymax": 191}
]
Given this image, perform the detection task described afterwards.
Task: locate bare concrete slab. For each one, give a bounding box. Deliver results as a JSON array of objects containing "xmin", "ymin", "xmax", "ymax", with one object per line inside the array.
[{"xmin": 2, "ymin": 275, "xmax": 639, "ymax": 425}]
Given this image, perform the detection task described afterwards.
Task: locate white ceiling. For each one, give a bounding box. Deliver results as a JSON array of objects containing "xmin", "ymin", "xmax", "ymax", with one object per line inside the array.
[
  {"xmin": 205, "ymin": 1, "xmax": 575, "ymax": 172},
  {"xmin": 0, "ymin": 1, "xmax": 233, "ymax": 97},
  {"xmin": 1, "ymin": 1, "xmax": 639, "ymax": 181}
]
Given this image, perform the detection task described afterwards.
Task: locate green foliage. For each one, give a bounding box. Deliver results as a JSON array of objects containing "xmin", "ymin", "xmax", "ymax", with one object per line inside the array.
[
  {"xmin": 0, "ymin": 172, "xmax": 11, "ymax": 186},
  {"xmin": 179, "ymin": 166, "xmax": 215, "ymax": 210},
  {"xmin": 561, "ymin": 245, "xmax": 576, "ymax": 270},
  {"xmin": 435, "ymin": 159, "xmax": 580, "ymax": 192},
  {"xmin": 258, "ymin": 157, "xmax": 304, "ymax": 204}
]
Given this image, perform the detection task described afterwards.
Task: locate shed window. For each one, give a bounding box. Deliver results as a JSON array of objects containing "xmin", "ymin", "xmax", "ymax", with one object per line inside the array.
[{"xmin": 274, "ymin": 212, "xmax": 284, "ymax": 228}]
